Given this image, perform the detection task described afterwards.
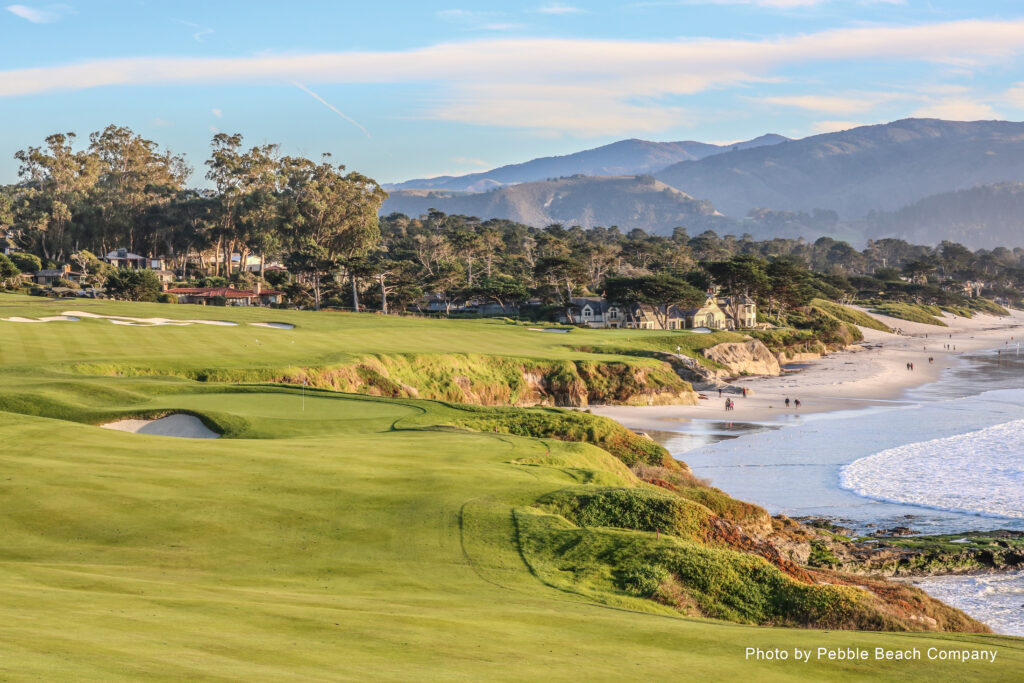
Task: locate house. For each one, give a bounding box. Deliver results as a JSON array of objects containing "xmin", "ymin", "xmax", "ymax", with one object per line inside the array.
[
  {"xmin": 1, "ymin": 233, "xmax": 15, "ymax": 256},
  {"xmin": 166, "ymin": 286, "xmax": 285, "ymax": 306},
  {"xmin": 557, "ymin": 292, "xmax": 755, "ymax": 331},
  {"xmin": 677, "ymin": 295, "xmax": 729, "ymax": 330},
  {"xmin": 34, "ymin": 266, "xmax": 82, "ymax": 286},
  {"xmin": 717, "ymin": 294, "xmax": 758, "ymax": 329},
  {"xmin": 103, "ymin": 249, "xmax": 148, "ymax": 269},
  {"xmin": 557, "ymin": 297, "xmax": 626, "ymax": 328},
  {"xmin": 151, "ymin": 269, "xmax": 177, "ymax": 287}
]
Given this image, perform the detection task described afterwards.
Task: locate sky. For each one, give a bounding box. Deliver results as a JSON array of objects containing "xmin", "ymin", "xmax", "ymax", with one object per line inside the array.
[{"xmin": 2, "ymin": 1, "xmax": 1024, "ymax": 186}]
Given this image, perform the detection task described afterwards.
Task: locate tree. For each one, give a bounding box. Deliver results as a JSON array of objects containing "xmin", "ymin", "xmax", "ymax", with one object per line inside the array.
[
  {"xmin": 0, "ymin": 254, "xmax": 20, "ymax": 287},
  {"xmin": 104, "ymin": 268, "xmax": 161, "ymax": 301},
  {"xmin": 279, "ymin": 156, "xmax": 387, "ymax": 309},
  {"xmin": 88, "ymin": 125, "xmax": 189, "ymax": 255},
  {"xmin": 604, "ymin": 274, "xmax": 705, "ymax": 329},
  {"xmin": 9, "ymin": 252, "xmax": 41, "ymax": 274},
  {"xmin": 765, "ymin": 257, "xmax": 815, "ymax": 317},
  {"xmin": 13, "ymin": 132, "xmax": 99, "ymax": 261}
]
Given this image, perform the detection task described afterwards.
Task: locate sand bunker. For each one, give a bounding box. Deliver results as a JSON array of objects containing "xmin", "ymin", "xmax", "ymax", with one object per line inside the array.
[
  {"xmin": 100, "ymin": 414, "xmax": 220, "ymax": 439},
  {"xmin": 250, "ymin": 322, "xmax": 295, "ymax": 330},
  {"xmin": 64, "ymin": 311, "xmax": 239, "ymax": 327},
  {"xmin": 1, "ymin": 315, "xmax": 81, "ymax": 323}
]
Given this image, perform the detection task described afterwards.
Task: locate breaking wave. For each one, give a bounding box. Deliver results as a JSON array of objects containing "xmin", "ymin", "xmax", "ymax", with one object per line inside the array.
[{"xmin": 840, "ymin": 420, "xmax": 1024, "ymax": 519}]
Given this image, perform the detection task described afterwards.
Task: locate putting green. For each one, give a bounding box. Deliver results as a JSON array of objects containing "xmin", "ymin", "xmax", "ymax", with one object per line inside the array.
[{"xmin": 0, "ymin": 294, "xmax": 1020, "ymax": 681}]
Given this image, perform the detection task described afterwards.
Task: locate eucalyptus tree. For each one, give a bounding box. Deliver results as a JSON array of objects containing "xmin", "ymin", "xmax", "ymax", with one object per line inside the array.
[
  {"xmin": 278, "ymin": 155, "xmax": 387, "ymax": 309},
  {"xmin": 13, "ymin": 133, "xmax": 99, "ymax": 261},
  {"xmin": 87, "ymin": 125, "xmax": 189, "ymax": 255}
]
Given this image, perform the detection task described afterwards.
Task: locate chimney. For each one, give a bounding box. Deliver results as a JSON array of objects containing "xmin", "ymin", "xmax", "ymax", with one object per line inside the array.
[{"xmin": 256, "ymin": 281, "xmax": 261, "ymax": 296}]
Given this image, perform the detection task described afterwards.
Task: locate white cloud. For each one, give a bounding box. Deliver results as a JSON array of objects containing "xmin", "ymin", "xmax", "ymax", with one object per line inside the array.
[
  {"xmin": 1, "ymin": 19, "xmax": 1023, "ymax": 135},
  {"xmin": 211, "ymin": 108, "xmax": 223, "ymax": 118},
  {"xmin": 536, "ymin": 3, "xmax": 584, "ymax": 14},
  {"xmin": 452, "ymin": 157, "xmax": 490, "ymax": 167},
  {"xmin": 6, "ymin": 3, "xmax": 70, "ymax": 23},
  {"xmin": 912, "ymin": 99, "xmax": 998, "ymax": 120},
  {"xmin": 811, "ymin": 120, "xmax": 868, "ymax": 134},
  {"xmin": 757, "ymin": 93, "xmax": 897, "ymax": 114},
  {"xmin": 1003, "ymin": 82, "xmax": 1024, "ymax": 109}
]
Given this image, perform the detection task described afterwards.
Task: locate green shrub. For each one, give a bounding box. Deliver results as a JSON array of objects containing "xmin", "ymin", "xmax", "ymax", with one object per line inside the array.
[{"xmin": 617, "ymin": 564, "xmax": 668, "ymax": 596}]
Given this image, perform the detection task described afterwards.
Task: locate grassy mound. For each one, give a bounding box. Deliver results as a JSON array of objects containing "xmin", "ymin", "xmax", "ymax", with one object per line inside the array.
[
  {"xmin": 869, "ymin": 302, "xmax": 948, "ymax": 326},
  {"xmin": 811, "ymin": 299, "xmax": 890, "ymax": 331},
  {"xmin": 440, "ymin": 404, "xmax": 675, "ymax": 467},
  {"xmin": 541, "ymin": 486, "xmax": 716, "ymax": 540}
]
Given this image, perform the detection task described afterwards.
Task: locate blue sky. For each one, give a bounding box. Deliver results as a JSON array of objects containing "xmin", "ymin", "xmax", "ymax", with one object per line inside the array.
[{"xmin": 2, "ymin": 1, "xmax": 1024, "ymax": 185}]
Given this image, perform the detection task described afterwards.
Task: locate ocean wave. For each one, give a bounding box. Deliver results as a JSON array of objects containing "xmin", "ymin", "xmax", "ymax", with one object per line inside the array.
[
  {"xmin": 912, "ymin": 571, "xmax": 1024, "ymax": 636},
  {"xmin": 839, "ymin": 420, "xmax": 1024, "ymax": 519}
]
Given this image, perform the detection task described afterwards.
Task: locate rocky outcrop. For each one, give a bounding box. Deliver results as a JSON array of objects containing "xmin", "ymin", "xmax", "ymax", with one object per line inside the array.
[{"xmin": 702, "ymin": 340, "xmax": 781, "ymax": 376}]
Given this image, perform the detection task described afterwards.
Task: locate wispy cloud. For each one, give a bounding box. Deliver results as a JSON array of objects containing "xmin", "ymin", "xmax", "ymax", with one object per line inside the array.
[
  {"xmin": 757, "ymin": 92, "xmax": 901, "ymax": 114},
  {"xmin": 536, "ymin": 3, "xmax": 585, "ymax": 14},
  {"xmin": 912, "ymin": 98, "xmax": 998, "ymax": 121},
  {"xmin": 173, "ymin": 19, "xmax": 214, "ymax": 42},
  {"xmin": 292, "ymin": 82, "xmax": 371, "ymax": 138},
  {"xmin": 6, "ymin": 3, "xmax": 71, "ymax": 23},
  {"xmin": 811, "ymin": 120, "xmax": 869, "ymax": 134},
  {"xmin": 437, "ymin": 8, "xmax": 523, "ymax": 30},
  {"xmin": 211, "ymin": 108, "xmax": 223, "ymax": 118},
  {"xmin": 1, "ymin": 19, "xmax": 1023, "ymax": 135}
]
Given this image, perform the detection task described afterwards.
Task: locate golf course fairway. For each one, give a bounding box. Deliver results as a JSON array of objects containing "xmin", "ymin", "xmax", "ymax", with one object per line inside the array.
[{"xmin": 0, "ymin": 294, "xmax": 1020, "ymax": 681}]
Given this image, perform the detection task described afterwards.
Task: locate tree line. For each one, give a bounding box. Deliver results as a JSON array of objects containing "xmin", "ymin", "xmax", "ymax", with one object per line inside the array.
[{"xmin": 3, "ymin": 125, "xmax": 1024, "ymax": 315}]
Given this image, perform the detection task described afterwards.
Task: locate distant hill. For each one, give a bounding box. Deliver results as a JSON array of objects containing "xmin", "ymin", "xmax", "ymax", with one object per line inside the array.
[
  {"xmin": 655, "ymin": 119, "xmax": 1024, "ymax": 218},
  {"xmin": 388, "ymin": 134, "xmax": 787, "ymax": 192},
  {"xmin": 866, "ymin": 182, "xmax": 1024, "ymax": 249},
  {"xmin": 382, "ymin": 175, "xmax": 721, "ymax": 231}
]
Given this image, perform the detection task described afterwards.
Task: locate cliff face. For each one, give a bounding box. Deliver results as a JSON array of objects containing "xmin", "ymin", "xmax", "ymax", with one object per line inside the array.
[
  {"xmin": 277, "ymin": 354, "xmax": 698, "ymax": 408},
  {"xmin": 701, "ymin": 340, "xmax": 781, "ymax": 376}
]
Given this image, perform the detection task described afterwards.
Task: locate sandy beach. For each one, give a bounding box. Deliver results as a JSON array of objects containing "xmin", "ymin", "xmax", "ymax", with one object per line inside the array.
[{"xmin": 592, "ymin": 308, "xmax": 1024, "ymax": 429}]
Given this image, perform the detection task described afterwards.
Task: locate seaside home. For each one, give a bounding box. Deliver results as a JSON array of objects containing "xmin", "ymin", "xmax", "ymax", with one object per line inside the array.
[
  {"xmin": 33, "ymin": 266, "xmax": 82, "ymax": 286},
  {"xmin": 678, "ymin": 295, "xmax": 729, "ymax": 330},
  {"xmin": 103, "ymin": 249, "xmax": 148, "ymax": 269},
  {"xmin": 558, "ymin": 297, "xmax": 626, "ymax": 328},
  {"xmin": 717, "ymin": 294, "xmax": 758, "ymax": 329}
]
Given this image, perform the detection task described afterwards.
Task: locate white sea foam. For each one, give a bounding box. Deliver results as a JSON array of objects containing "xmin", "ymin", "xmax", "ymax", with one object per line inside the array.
[
  {"xmin": 911, "ymin": 571, "xmax": 1024, "ymax": 636},
  {"xmin": 840, "ymin": 419, "xmax": 1024, "ymax": 519}
]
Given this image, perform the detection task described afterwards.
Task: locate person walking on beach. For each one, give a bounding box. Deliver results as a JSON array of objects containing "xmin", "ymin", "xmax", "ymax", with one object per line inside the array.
[
  {"xmin": 718, "ymin": 388, "xmax": 722, "ymax": 397},
  {"xmin": 785, "ymin": 397, "xmax": 790, "ymax": 408},
  {"xmin": 794, "ymin": 398, "xmax": 801, "ymax": 409}
]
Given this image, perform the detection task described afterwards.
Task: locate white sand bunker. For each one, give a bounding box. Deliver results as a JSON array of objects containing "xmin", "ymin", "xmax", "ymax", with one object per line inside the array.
[
  {"xmin": 64, "ymin": 311, "xmax": 239, "ymax": 327},
  {"xmin": 250, "ymin": 322, "xmax": 295, "ymax": 330},
  {"xmin": 101, "ymin": 414, "xmax": 220, "ymax": 439},
  {"xmin": 1, "ymin": 315, "xmax": 81, "ymax": 323}
]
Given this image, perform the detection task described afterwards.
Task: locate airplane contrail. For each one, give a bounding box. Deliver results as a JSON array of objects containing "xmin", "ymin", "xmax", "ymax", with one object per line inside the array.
[{"xmin": 292, "ymin": 81, "xmax": 371, "ymax": 139}]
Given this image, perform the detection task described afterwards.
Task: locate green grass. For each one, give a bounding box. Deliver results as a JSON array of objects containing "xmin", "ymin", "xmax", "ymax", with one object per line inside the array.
[
  {"xmin": 0, "ymin": 293, "xmax": 1022, "ymax": 680},
  {"xmin": 867, "ymin": 302, "xmax": 948, "ymax": 327},
  {"xmin": 811, "ymin": 299, "xmax": 891, "ymax": 332}
]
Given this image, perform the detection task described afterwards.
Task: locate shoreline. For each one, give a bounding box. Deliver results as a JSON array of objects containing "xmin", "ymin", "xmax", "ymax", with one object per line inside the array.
[{"xmin": 591, "ymin": 308, "xmax": 1024, "ymax": 429}]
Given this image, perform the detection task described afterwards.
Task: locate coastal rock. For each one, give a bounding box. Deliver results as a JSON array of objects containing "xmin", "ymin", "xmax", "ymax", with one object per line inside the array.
[{"xmin": 703, "ymin": 340, "xmax": 781, "ymax": 376}]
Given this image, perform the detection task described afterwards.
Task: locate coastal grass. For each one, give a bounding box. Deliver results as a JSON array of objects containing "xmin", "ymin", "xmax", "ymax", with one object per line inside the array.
[
  {"xmin": 811, "ymin": 299, "xmax": 891, "ymax": 332},
  {"xmin": 867, "ymin": 302, "xmax": 948, "ymax": 326},
  {"xmin": 0, "ymin": 294, "xmax": 1022, "ymax": 679}
]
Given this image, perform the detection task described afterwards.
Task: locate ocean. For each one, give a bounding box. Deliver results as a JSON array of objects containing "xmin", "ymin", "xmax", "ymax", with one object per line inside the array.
[{"xmin": 648, "ymin": 347, "xmax": 1024, "ymax": 635}]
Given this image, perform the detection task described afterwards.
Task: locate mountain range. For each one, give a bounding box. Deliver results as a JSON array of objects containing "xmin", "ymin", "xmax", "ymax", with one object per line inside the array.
[
  {"xmin": 382, "ymin": 118, "xmax": 1024, "ymax": 248},
  {"xmin": 382, "ymin": 175, "xmax": 720, "ymax": 232},
  {"xmin": 387, "ymin": 134, "xmax": 787, "ymax": 192}
]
